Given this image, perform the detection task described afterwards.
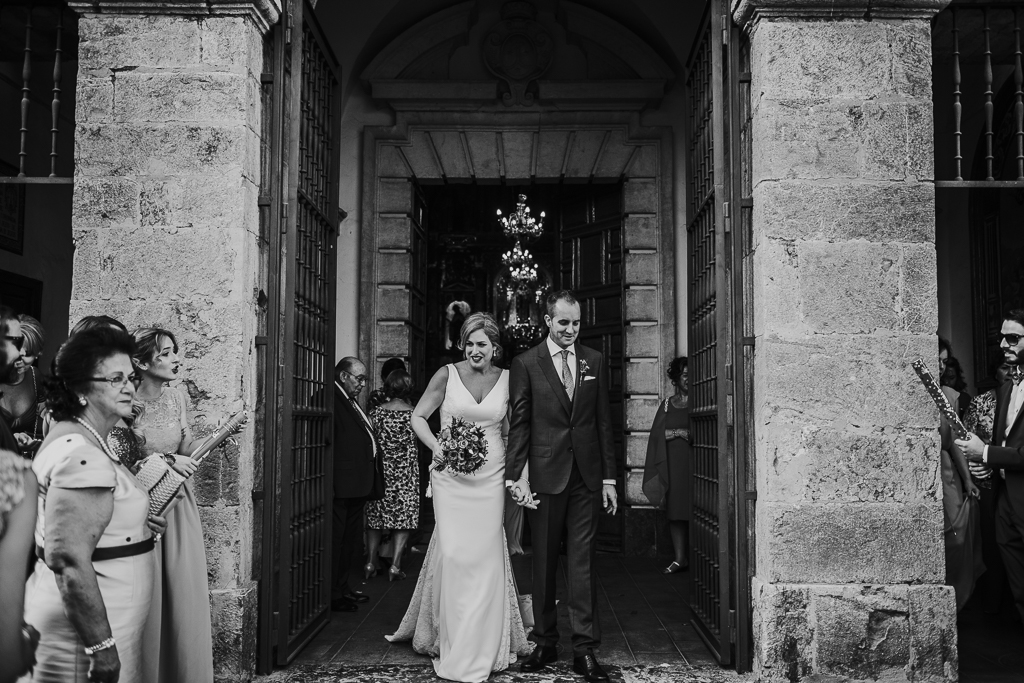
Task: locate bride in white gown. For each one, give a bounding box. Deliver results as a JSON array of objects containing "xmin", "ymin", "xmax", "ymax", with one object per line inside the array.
[{"xmin": 388, "ymin": 313, "xmax": 533, "ymax": 682}]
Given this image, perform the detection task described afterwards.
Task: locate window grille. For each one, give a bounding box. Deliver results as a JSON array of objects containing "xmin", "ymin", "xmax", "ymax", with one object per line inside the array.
[
  {"xmin": 0, "ymin": 0, "xmax": 76, "ymax": 184},
  {"xmin": 934, "ymin": 1, "xmax": 1024, "ymax": 187}
]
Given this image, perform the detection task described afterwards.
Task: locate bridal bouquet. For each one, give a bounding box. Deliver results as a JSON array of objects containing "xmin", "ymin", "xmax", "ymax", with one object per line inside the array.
[{"xmin": 434, "ymin": 417, "xmax": 488, "ymax": 475}]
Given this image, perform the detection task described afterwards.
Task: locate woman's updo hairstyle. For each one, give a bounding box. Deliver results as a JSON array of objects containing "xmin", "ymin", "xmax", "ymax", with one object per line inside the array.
[
  {"xmin": 458, "ymin": 312, "xmax": 502, "ymax": 361},
  {"xmin": 70, "ymin": 315, "xmax": 128, "ymax": 336},
  {"xmin": 132, "ymin": 327, "xmax": 178, "ymax": 371},
  {"xmin": 667, "ymin": 356, "xmax": 688, "ymax": 384},
  {"xmin": 383, "ymin": 369, "xmax": 415, "ymax": 401},
  {"xmin": 45, "ymin": 327, "xmax": 136, "ymax": 421}
]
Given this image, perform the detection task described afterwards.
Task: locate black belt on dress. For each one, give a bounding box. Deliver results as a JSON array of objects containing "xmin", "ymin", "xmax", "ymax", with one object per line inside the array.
[{"xmin": 35, "ymin": 537, "xmax": 155, "ymax": 562}]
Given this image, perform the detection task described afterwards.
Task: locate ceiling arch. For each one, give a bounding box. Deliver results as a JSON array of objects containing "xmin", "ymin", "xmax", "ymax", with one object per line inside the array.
[{"xmin": 359, "ymin": 0, "xmax": 674, "ymax": 111}]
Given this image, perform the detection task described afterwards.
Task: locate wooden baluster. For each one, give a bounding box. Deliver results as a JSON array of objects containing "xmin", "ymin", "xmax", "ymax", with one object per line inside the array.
[
  {"xmin": 984, "ymin": 6, "xmax": 995, "ymax": 181},
  {"xmin": 19, "ymin": 3, "xmax": 34, "ymax": 177},
  {"xmin": 953, "ymin": 8, "xmax": 963, "ymax": 181},
  {"xmin": 1016, "ymin": 7, "xmax": 1024, "ymax": 181},
  {"xmin": 50, "ymin": 6, "xmax": 63, "ymax": 177}
]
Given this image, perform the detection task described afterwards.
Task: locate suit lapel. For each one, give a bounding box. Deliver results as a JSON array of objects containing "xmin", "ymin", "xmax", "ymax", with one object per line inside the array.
[{"xmin": 536, "ymin": 343, "xmax": 572, "ymax": 416}]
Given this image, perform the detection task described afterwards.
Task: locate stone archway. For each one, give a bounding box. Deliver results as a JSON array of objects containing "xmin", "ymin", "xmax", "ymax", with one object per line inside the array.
[{"xmin": 356, "ymin": 0, "xmax": 679, "ymax": 549}]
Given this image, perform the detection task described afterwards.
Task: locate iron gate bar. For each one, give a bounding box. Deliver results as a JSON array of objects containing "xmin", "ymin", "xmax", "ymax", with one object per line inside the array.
[
  {"xmin": 727, "ymin": 13, "xmax": 754, "ymax": 672},
  {"xmin": 257, "ymin": 16, "xmax": 285, "ymax": 674},
  {"xmin": 684, "ymin": 2, "xmax": 731, "ymax": 665},
  {"xmin": 274, "ymin": 0, "xmax": 341, "ymax": 665}
]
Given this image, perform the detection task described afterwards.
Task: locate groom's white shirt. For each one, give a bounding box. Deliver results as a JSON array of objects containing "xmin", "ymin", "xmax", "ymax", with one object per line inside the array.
[{"xmin": 505, "ymin": 338, "xmax": 614, "ymax": 488}]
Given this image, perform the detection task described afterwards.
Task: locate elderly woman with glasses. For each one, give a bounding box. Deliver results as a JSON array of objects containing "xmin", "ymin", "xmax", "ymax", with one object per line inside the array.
[{"xmin": 24, "ymin": 326, "xmax": 167, "ymax": 683}]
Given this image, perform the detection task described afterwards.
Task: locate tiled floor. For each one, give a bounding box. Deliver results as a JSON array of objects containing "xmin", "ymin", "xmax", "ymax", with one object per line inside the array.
[
  {"xmin": 290, "ymin": 550, "xmax": 717, "ymax": 670},
  {"xmin": 259, "ymin": 547, "xmax": 733, "ymax": 682}
]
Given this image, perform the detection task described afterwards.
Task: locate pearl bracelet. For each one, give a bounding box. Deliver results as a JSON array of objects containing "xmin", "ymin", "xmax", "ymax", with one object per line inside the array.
[{"xmin": 84, "ymin": 636, "xmax": 115, "ymax": 656}]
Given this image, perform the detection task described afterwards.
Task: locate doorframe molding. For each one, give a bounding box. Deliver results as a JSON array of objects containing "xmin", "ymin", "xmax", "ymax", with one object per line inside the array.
[{"xmin": 358, "ymin": 111, "xmax": 676, "ymax": 518}]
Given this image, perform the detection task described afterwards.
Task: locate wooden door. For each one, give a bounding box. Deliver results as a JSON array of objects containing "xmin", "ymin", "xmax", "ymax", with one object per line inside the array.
[{"xmin": 559, "ymin": 183, "xmax": 624, "ymax": 552}]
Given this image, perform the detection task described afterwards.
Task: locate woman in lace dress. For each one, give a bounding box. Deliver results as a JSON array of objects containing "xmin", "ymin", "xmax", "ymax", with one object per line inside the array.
[
  {"xmin": 131, "ymin": 328, "xmax": 213, "ymax": 683},
  {"xmin": 388, "ymin": 313, "xmax": 533, "ymax": 682},
  {"xmin": 366, "ymin": 369, "xmax": 419, "ymax": 581}
]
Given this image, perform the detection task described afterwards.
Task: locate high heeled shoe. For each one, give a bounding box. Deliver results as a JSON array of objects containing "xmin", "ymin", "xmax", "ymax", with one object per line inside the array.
[
  {"xmin": 663, "ymin": 561, "xmax": 688, "ymax": 574},
  {"xmin": 364, "ymin": 562, "xmax": 378, "ymax": 580},
  {"xmin": 388, "ymin": 565, "xmax": 406, "ymax": 582}
]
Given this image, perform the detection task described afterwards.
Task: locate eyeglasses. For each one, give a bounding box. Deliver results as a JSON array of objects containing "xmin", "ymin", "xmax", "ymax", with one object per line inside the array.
[
  {"xmin": 88, "ymin": 373, "xmax": 138, "ymax": 389},
  {"xmin": 344, "ymin": 371, "xmax": 368, "ymax": 384},
  {"xmin": 1001, "ymin": 333, "xmax": 1024, "ymax": 346},
  {"xmin": 3, "ymin": 335, "xmax": 23, "ymax": 350}
]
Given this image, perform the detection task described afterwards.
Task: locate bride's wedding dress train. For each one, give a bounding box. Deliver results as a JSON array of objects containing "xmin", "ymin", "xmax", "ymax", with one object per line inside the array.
[{"xmin": 386, "ymin": 366, "xmax": 533, "ymax": 682}]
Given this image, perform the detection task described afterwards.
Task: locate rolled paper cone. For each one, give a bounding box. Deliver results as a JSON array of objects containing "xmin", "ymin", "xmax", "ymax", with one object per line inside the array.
[{"xmin": 192, "ymin": 411, "xmax": 248, "ymax": 463}]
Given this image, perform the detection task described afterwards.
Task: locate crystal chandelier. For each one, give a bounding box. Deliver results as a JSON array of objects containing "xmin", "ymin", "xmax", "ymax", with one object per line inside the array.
[
  {"xmin": 497, "ymin": 193, "xmax": 545, "ymax": 240},
  {"xmin": 502, "ymin": 243, "xmax": 539, "ymax": 287},
  {"xmin": 497, "ymin": 194, "xmax": 549, "ymax": 352}
]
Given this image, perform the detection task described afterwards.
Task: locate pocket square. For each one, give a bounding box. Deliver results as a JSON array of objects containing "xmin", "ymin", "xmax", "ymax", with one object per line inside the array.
[{"xmin": 583, "ymin": 376, "xmax": 597, "ymax": 381}]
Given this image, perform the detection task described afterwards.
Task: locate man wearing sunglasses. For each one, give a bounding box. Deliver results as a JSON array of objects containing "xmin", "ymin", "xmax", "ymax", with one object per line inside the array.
[
  {"xmin": 330, "ymin": 356, "xmax": 381, "ymax": 612},
  {"xmin": 957, "ymin": 308, "xmax": 1024, "ymax": 623},
  {"xmin": 0, "ymin": 306, "xmax": 24, "ymax": 452}
]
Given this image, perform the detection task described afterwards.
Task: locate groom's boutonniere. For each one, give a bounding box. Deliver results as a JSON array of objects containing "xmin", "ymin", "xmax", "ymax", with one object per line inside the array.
[{"xmin": 578, "ymin": 359, "xmax": 591, "ymax": 377}]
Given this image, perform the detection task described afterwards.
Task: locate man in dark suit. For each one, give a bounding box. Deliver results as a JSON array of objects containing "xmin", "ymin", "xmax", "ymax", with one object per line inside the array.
[
  {"xmin": 331, "ymin": 356, "xmax": 378, "ymax": 612},
  {"xmin": 958, "ymin": 308, "xmax": 1024, "ymax": 622},
  {"xmin": 506, "ymin": 290, "xmax": 617, "ymax": 683}
]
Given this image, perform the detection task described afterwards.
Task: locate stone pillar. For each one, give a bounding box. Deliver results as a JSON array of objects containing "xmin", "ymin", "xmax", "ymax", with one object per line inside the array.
[
  {"xmin": 732, "ymin": 1, "xmax": 956, "ymax": 680},
  {"xmin": 67, "ymin": 1, "xmax": 279, "ymax": 678}
]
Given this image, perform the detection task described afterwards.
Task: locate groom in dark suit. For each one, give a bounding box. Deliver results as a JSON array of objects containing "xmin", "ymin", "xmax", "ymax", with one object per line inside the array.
[
  {"xmin": 506, "ymin": 290, "xmax": 617, "ymax": 682},
  {"xmin": 957, "ymin": 308, "xmax": 1024, "ymax": 622}
]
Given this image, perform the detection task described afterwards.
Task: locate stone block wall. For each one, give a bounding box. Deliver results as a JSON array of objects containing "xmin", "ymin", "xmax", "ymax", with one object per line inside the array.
[
  {"xmin": 68, "ymin": 2, "xmax": 277, "ymax": 679},
  {"xmin": 734, "ymin": 0, "xmax": 955, "ymax": 680}
]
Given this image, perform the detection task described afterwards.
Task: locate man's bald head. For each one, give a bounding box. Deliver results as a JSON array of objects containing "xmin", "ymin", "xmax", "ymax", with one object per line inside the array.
[{"xmin": 337, "ymin": 356, "xmax": 367, "ymax": 396}]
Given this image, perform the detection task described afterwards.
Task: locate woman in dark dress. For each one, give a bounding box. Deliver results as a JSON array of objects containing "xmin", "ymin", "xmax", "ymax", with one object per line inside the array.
[{"xmin": 642, "ymin": 357, "xmax": 692, "ymax": 574}]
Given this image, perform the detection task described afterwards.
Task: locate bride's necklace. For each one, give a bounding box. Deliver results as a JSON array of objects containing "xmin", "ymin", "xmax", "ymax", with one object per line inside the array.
[{"xmin": 74, "ymin": 416, "xmax": 122, "ymax": 465}]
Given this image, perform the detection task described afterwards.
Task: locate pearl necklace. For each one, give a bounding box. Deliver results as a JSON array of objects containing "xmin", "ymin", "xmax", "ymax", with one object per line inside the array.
[{"xmin": 74, "ymin": 416, "xmax": 121, "ymax": 465}]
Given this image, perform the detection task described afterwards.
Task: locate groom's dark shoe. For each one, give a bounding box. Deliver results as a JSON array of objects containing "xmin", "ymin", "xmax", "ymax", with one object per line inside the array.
[
  {"xmin": 573, "ymin": 651, "xmax": 610, "ymax": 682},
  {"xmin": 521, "ymin": 645, "xmax": 557, "ymax": 672}
]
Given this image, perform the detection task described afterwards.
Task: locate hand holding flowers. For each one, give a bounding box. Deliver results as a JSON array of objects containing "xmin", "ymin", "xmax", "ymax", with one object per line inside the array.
[{"xmin": 433, "ymin": 417, "xmax": 488, "ymax": 475}]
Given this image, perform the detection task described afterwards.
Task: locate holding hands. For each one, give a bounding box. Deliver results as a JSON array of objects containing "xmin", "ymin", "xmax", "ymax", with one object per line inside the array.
[{"xmin": 510, "ymin": 479, "xmax": 539, "ymax": 509}]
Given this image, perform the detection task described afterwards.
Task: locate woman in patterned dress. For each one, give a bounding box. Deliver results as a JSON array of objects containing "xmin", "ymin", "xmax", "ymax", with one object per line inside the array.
[
  {"xmin": 130, "ymin": 328, "xmax": 213, "ymax": 683},
  {"xmin": 365, "ymin": 369, "xmax": 420, "ymax": 581}
]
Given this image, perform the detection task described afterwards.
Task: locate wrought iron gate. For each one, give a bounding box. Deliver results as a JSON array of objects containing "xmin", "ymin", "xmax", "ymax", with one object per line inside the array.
[
  {"xmin": 257, "ymin": 0, "xmax": 341, "ymax": 670},
  {"xmin": 684, "ymin": 1, "xmax": 753, "ymax": 671}
]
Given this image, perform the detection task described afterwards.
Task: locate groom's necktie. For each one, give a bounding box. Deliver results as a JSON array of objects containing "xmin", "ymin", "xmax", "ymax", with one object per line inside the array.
[{"xmin": 560, "ymin": 349, "xmax": 575, "ymax": 401}]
